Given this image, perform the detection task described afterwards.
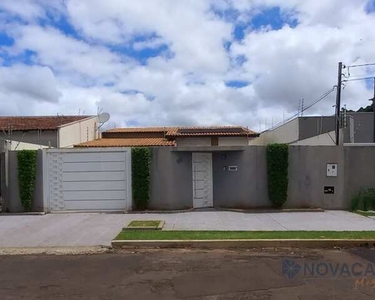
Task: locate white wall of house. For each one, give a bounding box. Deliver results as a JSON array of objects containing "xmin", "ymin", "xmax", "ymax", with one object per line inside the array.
[
  {"xmin": 249, "ymin": 118, "xmax": 299, "ymax": 145},
  {"xmin": 291, "ymin": 130, "xmax": 336, "ymax": 145},
  {"xmin": 218, "ymin": 137, "xmax": 249, "ymax": 146},
  {"xmin": 176, "ymin": 136, "xmax": 250, "ymax": 147},
  {"xmin": 6, "ymin": 140, "xmax": 50, "ymax": 150},
  {"xmin": 176, "ymin": 137, "xmax": 211, "ymax": 147},
  {"xmin": 3, "ymin": 130, "xmax": 58, "ymax": 147},
  {"xmin": 291, "ymin": 129, "xmax": 345, "ymax": 146},
  {"xmin": 58, "ymin": 117, "xmax": 98, "ymax": 148}
]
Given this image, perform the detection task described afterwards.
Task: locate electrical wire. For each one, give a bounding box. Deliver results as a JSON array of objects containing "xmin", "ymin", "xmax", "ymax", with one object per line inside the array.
[
  {"xmin": 346, "ymin": 63, "xmax": 375, "ymax": 68},
  {"xmin": 346, "ymin": 62, "xmax": 375, "ymax": 78},
  {"xmin": 269, "ymin": 87, "xmax": 336, "ymax": 130},
  {"xmin": 343, "ymin": 76, "xmax": 375, "ymax": 82}
]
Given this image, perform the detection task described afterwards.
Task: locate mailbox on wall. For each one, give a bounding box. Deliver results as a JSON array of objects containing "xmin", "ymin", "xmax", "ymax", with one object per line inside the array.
[{"xmin": 326, "ymin": 163, "xmax": 338, "ymax": 177}]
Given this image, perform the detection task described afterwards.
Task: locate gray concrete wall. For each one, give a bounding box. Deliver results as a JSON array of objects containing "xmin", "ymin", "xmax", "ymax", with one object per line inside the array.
[
  {"xmin": 149, "ymin": 147, "xmax": 193, "ymax": 210},
  {"xmin": 344, "ymin": 145, "xmax": 375, "ymax": 207},
  {"xmin": 212, "ymin": 148, "xmax": 270, "ymax": 208},
  {"xmin": 0, "ymin": 152, "xmax": 6, "ymax": 211},
  {"xmin": 346, "ymin": 112, "xmax": 374, "ymax": 143},
  {"xmin": 297, "ymin": 113, "xmax": 374, "ymax": 144},
  {"xmin": 148, "ymin": 145, "xmax": 375, "ymax": 210},
  {"xmin": 287, "ymin": 146, "xmax": 345, "ymax": 209},
  {"xmin": 7, "ymin": 150, "xmax": 44, "ymax": 212},
  {"xmin": 298, "ymin": 117, "xmax": 336, "ymax": 141}
]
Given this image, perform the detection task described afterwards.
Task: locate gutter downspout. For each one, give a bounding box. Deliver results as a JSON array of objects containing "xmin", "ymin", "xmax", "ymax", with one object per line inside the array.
[{"xmin": 57, "ymin": 128, "xmax": 60, "ymax": 148}]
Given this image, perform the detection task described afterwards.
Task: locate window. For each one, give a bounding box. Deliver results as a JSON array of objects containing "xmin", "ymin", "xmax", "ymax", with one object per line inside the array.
[{"xmin": 211, "ymin": 137, "xmax": 219, "ymax": 146}]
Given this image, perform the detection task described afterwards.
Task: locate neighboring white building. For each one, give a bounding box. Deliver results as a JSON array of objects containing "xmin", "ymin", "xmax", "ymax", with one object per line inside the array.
[{"xmin": 0, "ymin": 115, "xmax": 99, "ymax": 150}]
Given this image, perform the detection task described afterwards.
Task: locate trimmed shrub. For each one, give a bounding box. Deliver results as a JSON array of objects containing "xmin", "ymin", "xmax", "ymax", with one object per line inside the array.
[
  {"xmin": 17, "ymin": 150, "xmax": 37, "ymax": 211},
  {"xmin": 131, "ymin": 148, "xmax": 151, "ymax": 210},
  {"xmin": 266, "ymin": 144, "xmax": 289, "ymax": 208},
  {"xmin": 351, "ymin": 187, "xmax": 375, "ymax": 211}
]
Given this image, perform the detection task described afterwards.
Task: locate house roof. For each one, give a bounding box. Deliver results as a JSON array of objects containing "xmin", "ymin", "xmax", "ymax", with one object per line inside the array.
[
  {"xmin": 166, "ymin": 126, "xmax": 257, "ymax": 137},
  {"xmin": 75, "ymin": 138, "xmax": 175, "ymax": 148},
  {"xmin": 0, "ymin": 116, "xmax": 93, "ymax": 131},
  {"xmin": 106, "ymin": 127, "xmax": 173, "ymax": 133},
  {"xmin": 105, "ymin": 126, "xmax": 258, "ymax": 137}
]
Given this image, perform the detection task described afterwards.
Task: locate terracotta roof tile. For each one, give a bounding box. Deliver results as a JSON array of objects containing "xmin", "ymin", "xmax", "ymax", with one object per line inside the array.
[
  {"xmin": 166, "ymin": 126, "xmax": 257, "ymax": 137},
  {"xmin": 106, "ymin": 127, "xmax": 174, "ymax": 133},
  {"xmin": 75, "ymin": 138, "xmax": 175, "ymax": 148},
  {"xmin": 104, "ymin": 126, "xmax": 258, "ymax": 137},
  {"xmin": 0, "ymin": 116, "xmax": 93, "ymax": 131}
]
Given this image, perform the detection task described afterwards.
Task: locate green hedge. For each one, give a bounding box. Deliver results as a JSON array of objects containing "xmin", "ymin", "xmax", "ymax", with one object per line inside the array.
[
  {"xmin": 266, "ymin": 144, "xmax": 289, "ymax": 208},
  {"xmin": 132, "ymin": 148, "xmax": 151, "ymax": 210},
  {"xmin": 351, "ymin": 187, "xmax": 375, "ymax": 211},
  {"xmin": 17, "ymin": 150, "xmax": 37, "ymax": 211}
]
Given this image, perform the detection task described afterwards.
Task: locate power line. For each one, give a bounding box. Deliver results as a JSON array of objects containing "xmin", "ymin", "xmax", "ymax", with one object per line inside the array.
[
  {"xmin": 346, "ymin": 62, "xmax": 375, "ymax": 68},
  {"xmin": 270, "ymin": 87, "xmax": 336, "ymax": 130},
  {"xmin": 343, "ymin": 76, "xmax": 375, "ymax": 82}
]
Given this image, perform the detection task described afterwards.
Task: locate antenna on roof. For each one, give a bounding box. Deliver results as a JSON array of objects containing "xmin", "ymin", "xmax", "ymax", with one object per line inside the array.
[{"xmin": 98, "ymin": 112, "xmax": 110, "ymax": 124}]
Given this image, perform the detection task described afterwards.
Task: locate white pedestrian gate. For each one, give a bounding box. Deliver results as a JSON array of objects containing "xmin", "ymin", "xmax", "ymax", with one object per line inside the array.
[
  {"xmin": 192, "ymin": 152, "xmax": 213, "ymax": 208},
  {"xmin": 43, "ymin": 148, "xmax": 132, "ymax": 212}
]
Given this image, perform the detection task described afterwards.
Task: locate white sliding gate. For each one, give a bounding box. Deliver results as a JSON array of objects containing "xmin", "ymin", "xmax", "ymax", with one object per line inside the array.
[{"xmin": 43, "ymin": 148, "xmax": 132, "ymax": 212}]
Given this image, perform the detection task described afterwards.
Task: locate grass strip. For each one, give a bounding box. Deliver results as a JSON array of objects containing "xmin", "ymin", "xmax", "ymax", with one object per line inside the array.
[
  {"xmin": 128, "ymin": 220, "xmax": 162, "ymax": 227},
  {"xmin": 355, "ymin": 211, "xmax": 375, "ymax": 217},
  {"xmin": 116, "ymin": 230, "xmax": 375, "ymax": 240}
]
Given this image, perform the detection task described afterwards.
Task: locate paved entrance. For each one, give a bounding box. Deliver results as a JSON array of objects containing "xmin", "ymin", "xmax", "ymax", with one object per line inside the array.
[{"xmin": 0, "ymin": 211, "xmax": 375, "ymax": 247}]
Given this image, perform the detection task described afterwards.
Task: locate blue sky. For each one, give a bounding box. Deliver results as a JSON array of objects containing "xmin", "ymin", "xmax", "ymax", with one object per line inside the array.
[{"xmin": 0, "ymin": 0, "xmax": 375, "ymax": 129}]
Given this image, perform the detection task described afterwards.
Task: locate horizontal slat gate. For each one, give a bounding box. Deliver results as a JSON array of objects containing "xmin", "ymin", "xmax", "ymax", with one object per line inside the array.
[{"xmin": 45, "ymin": 148, "xmax": 131, "ymax": 211}]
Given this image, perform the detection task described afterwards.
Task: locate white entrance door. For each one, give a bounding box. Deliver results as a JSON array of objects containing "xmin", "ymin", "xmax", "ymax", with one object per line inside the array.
[{"xmin": 192, "ymin": 152, "xmax": 213, "ymax": 208}]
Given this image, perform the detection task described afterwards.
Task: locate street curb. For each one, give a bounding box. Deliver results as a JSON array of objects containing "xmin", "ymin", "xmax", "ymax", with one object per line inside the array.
[
  {"xmin": 0, "ymin": 246, "xmax": 113, "ymax": 255},
  {"xmin": 127, "ymin": 209, "xmax": 194, "ymax": 214},
  {"xmin": 0, "ymin": 212, "xmax": 46, "ymax": 216},
  {"xmin": 216, "ymin": 208, "xmax": 324, "ymax": 213},
  {"xmin": 112, "ymin": 239, "xmax": 375, "ymax": 249}
]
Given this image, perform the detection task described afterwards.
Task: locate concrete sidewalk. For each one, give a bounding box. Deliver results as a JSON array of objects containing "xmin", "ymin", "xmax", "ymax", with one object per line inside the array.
[{"xmin": 0, "ymin": 211, "xmax": 375, "ymax": 247}]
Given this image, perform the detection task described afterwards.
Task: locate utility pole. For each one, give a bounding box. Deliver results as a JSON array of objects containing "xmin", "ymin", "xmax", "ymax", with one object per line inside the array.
[
  {"xmin": 335, "ymin": 62, "xmax": 343, "ymax": 145},
  {"xmin": 369, "ymin": 77, "xmax": 375, "ymax": 143}
]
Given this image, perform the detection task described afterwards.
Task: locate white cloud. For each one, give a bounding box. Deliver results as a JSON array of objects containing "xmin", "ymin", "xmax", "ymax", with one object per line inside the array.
[
  {"xmin": 0, "ymin": 64, "xmax": 62, "ymax": 115},
  {"xmin": 5, "ymin": 25, "xmax": 134, "ymax": 85},
  {"xmin": 0, "ymin": 0, "xmax": 375, "ymax": 131},
  {"xmin": 0, "ymin": 0, "xmax": 64, "ymax": 22},
  {"xmin": 66, "ymin": 0, "xmax": 232, "ymax": 74}
]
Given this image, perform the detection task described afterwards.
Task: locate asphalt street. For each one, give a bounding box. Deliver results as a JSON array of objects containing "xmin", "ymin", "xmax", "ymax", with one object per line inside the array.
[{"xmin": 1, "ymin": 248, "xmax": 375, "ymax": 299}]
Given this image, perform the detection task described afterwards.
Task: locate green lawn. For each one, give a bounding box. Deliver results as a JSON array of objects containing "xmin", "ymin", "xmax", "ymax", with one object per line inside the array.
[
  {"xmin": 127, "ymin": 220, "xmax": 162, "ymax": 227},
  {"xmin": 115, "ymin": 230, "xmax": 375, "ymax": 240},
  {"xmin": 355, "ymin": 210, "xmax": 375, "ymax": 217}
]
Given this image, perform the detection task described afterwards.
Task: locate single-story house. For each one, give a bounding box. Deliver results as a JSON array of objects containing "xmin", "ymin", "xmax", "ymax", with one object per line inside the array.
[
  {"xmin": 75, "ymin": 126, "xmax": 259, "ymax": 148},
  {"xmin": 74, "ymin": 126, "xmax": 261, "ymax": 210},
  {"xmin": 0, "ymin": 115, "xmax": 100, "ymax": 149}
]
